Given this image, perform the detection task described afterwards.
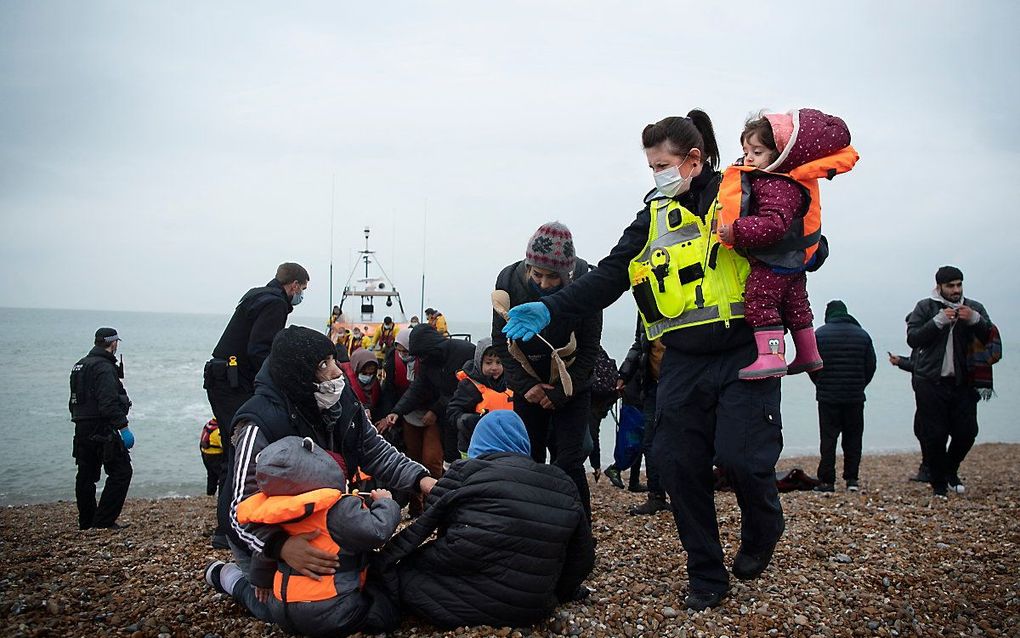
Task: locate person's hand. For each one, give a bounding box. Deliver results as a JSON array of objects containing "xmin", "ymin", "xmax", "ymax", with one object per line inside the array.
[
  {"xmin": 419, "ymin": 476, "xmax": 437, "ymax": 495},
  {"xmin": 422, "ymin": 411, "xmax": 438, "ymax": 428},
  {"xmin": 255, "ymin": 586, "xmax": 271, "ymax": 604},
  {"xmin": 524, "ymin": 384, "xmax": 549, "ymax": 405},
  {"xmin": 503, "ymin": 302, "xmax": 551, "ymax": 342},
  {"xmin": 375, "ymin": 418, "xmax": 392, "ymax": 434},
  {"xmin": 379, "ymin": 413, "xmax": 399, "ymax": 433},
  {"xmin": 956, "ymin": 305, "xmax": 975, "ymax": 323},
  {"xmin": 119, "ymin": 426, "xmax": 135, "ymax": 449},
  {"xmin": 941, "ymin": 308, "xmax": 958, "ymax": 322},
  {"xmin": 370, "ymin": 488, "xmax": 392, "ymax": 501},
  {"xmin": 887, "ymin": 353, "xmax": 901, "ymax": 366},
  {"xmin": 279, "ymin": 531, "xmax": 339, "ymax": 580},
  {"xmin": 719, "ymin": 223, "xmax": 735, "ymax": 244},
  {"xmin": 615, "ymin": 378, "xmax": 626, "ymax": 393}
]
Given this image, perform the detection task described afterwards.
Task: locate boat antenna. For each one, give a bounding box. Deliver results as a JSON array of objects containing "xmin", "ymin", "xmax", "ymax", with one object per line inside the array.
[
  {"xmin": 420, "ymin": 199, "xmax": 427, "ymax": 318},
  {"xmin": 328, "ymin": 174, "xmax": 336, "ymax": 319}
]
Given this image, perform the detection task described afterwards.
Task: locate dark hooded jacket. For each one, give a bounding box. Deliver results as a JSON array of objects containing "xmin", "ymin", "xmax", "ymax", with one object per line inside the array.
[
  {"xmin": 381, "ymin": 452, "xmax": 594, "ymax": 628},
  {"xmin": 446, "ymin": 337, "xmax": 510, "ymax": 453},
  {"xmin": 211, "ymin": 279, "xmax": 293, "ymax": 384},
  {"xmin": 491, "ymin": 259, "xmax": 603, "ymax": 406},
  {"xmin": 229, "ymin": 362, "xmax": 428, "ymax": 587},
  {"xmin": 808, "ymin": 302, "xmax": 877, "ymax": 404},
  {"xmin": 390, "ymin": 325, "xmax": 476, "ymax": 420},
  {"xmin": 538, "ymin": 167, "xmax": 753, "ymax": 355}
]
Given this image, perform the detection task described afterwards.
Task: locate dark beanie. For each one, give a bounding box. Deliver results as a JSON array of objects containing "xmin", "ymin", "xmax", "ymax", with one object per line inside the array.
[
  {"xmin": 935, "ymin": 265, "xmax": 963, "ymax": 284},
  {"xmin": 268, "ymin": 326, "xmax": 337, "ymax": 407}
]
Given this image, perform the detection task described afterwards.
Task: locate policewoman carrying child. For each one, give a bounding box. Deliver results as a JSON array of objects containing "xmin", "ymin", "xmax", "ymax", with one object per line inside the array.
[{"xmin": 502, "ymin": 111, "xmax": 784, "ymax": 611}]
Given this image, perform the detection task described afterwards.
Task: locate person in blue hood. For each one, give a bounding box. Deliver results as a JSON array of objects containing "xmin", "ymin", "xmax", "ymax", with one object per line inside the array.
[{"xmin": 382, "ymin": 410, "xmax": 594, "ymax": 629}]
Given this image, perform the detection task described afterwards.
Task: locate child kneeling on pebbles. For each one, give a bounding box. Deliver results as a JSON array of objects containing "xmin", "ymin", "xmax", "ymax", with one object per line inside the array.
[{"xmin": 206, "ymin": 436, "xmax": 401, "ymax": 637}]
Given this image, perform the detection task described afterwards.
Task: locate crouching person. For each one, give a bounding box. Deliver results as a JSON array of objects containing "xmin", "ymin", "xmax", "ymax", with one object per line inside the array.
[
  {"xmin": 233, "ymin": 436, "xmax": 401, "ymax": 637},
  {"xmin": 381, "ymin": 411, "xmax": 594, "ymax": 629},
  {"xmin": 446, "ymin": 337, "xmax": 513, "ymax": 458}
]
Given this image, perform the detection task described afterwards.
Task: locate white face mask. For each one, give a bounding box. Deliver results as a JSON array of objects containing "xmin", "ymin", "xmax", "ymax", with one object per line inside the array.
[
  {"xmin": 314, "ymin": 376, "xmax": 345, "ymax": 410},
  {"xmin": 357, "ymin": 373, "xmax": 374, "ymax": 385},
  {"xmin": 653, "ymin": 153, "xmax": 692, "ymax": 198}
]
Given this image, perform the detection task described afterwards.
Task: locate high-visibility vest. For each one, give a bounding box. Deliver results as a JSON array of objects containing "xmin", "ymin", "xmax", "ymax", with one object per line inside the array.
[
  {"xmin": 235, "ymin": 488, "xmax": 367, "ymax": 602},
  {"xmin": 455, "ymin": 370, "xmax": 514, "ymax": 413},
  {"xmin": 717, "ymin": 145, "xmax": 858, "ymax": 270},
  {"xmin": 627, "ymin": 193, "xmax": 750, "ymax": 340}
]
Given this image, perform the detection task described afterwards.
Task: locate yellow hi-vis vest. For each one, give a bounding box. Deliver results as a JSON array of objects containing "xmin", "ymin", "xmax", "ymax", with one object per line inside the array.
[{"xmin": 628, "ymin": 195, "xmax": 750, "ymax": 340}]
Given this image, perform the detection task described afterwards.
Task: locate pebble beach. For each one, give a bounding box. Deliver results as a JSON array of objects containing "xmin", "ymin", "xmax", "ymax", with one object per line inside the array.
[{"xmin": 1, "ymin": 443, "xmax": 1017, "ymax": 638}]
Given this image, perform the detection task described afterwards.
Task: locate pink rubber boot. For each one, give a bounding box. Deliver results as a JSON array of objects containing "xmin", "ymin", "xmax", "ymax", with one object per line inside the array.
[
  {"xmin": 787, "ymin": 327, "xmax": 823, "ymax": 374},
  {"xmin": 739, "ymin": 327, "xmax": 787, "ymax": 380}
]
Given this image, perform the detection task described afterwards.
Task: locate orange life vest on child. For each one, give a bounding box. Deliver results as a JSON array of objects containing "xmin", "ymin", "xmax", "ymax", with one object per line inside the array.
[
  {"xmin": 235, "ymin": 488, "xmax": 367, "ymax": 602},
  {"xmin": 455, "ymin": 370, "xmax": 514, "ymax": 414},
  {"xmin": 717, "ymin": 145, "xmax": 858, "ymax": 270}
]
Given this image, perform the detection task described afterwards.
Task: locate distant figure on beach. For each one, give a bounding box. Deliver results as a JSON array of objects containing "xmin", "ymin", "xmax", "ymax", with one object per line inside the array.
[
  {"xmin": 408, "ymin": 315, "xmax": 420, "ymax": 328},
  {"xmin": 381, "ymin": 410, "xmax": 595, "ymax": 629},
  {"xmin": 373, "ymin": 316, "xmax": 398, "ymax": 354},
  {"xmin": 889, "ymin": 342, "xmax": 930, "ymax": 482},
  {"xmin": 214, "ymin": 436, "xmax": 402, "ymax": 637},
  {"xmin": 224, "ymin": 326, "xmax": 435, "ymax": 622},
  {"xmin": 69, "ymin": 327, "xmax": 133, "ymax": 530},
  {"xmin": 204, "ymin": 262, "xmax": 309, "ymax": 549},
  {"xmin": 501, "ymin": 112, "xmax": 784, "ymax": 611},
  {"xmin": 425, "ymin": 308, "xmax": 448, "ymax": 337},
  {"xmin": 808, "ymin": 301, "xmax": 876, "ymax": 493},
  {"xmin": 906, "ymin": 266, "xmax": 995, "ymax": 498},
  {"xmin": 199, "ymin": 418, "xmax": 225, "ymax": 496},
  {"xmin": 492, "ymin": 221, "xmax": 603, "ymax": 522}
]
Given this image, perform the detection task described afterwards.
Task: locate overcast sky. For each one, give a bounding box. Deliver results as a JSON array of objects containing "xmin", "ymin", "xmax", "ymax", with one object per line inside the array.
[{"xmin": 2, "ymin": 1, "xmax": 1017, "ymax": 338}]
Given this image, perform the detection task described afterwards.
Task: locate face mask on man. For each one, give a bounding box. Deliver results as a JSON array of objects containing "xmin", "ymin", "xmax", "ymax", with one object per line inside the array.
[
  {"xmin": 314, "ymin": 376, "xmax": 344, "ymax": 410},
  {"xmin": 653, "ymin": 152, "xmax": 692, "ymax": 198},
  {"xmin": 291, "ymin": 289, "xmax": 304, "ymax": 306},
  {"xmin": 357, "ymin": 373, "xmax": 374, "ymax": 385}
]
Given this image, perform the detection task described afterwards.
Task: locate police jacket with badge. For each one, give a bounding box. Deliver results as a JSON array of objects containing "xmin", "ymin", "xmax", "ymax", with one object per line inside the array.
[
  {"xmin": 208, "ymin": 279, "xmax": 293, "ymax": 389},
  {"xmin": 541, "ymin": 168, "xmax": 753, "ymax": 355},
  {"xmin": 491, "ymin": 259, "xmax": 603, "ymax": 407},
  {"xmin": 69, "ymin": 346, "xmax": 130, "ymax": 436},
  {"xmin": 229, "ymin": 361, "xmax": 428, "ymax": 587}
]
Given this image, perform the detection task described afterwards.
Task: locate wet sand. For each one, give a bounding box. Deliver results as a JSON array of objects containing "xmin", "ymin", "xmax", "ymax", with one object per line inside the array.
[{"xmin": 1, "ymin": 443, "xmax": 1017, "ymax": 637}]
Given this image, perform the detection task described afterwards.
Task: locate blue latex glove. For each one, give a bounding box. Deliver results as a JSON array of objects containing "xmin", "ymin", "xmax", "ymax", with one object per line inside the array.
[
  {"xmin": 503, "ymin": 302, "xmax": 551, "ymax": 342},
  {"xmin": 120, "ymin": 426, "xmax": 135, "ymax": 450}
]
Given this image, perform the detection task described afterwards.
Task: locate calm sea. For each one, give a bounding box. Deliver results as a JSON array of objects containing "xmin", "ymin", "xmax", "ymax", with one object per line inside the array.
[{"xmin": 0, "ymin": 307, "xmax": 1015, "ymax": 505}]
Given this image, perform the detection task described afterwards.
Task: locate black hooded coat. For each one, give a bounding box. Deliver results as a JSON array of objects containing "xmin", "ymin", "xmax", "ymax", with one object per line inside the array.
[{"xmin": 390, "ymin": 325, "xmax": 475, "ymax": 420}]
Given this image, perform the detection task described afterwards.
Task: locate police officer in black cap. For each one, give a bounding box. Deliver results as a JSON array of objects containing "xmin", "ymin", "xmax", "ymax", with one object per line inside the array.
[
  {"xmin": 205, "ymin": 262, "xmax": 309, "ymax": 548},
  {"xmin": 69, "ymin": 327, "xmax": 134, "ymax": 530}
]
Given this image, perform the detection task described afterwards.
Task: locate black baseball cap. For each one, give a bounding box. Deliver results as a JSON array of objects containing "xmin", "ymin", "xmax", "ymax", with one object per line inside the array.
[{"xmin": 95, "ymin": 327, "xmax": 122, "ymax": 344}]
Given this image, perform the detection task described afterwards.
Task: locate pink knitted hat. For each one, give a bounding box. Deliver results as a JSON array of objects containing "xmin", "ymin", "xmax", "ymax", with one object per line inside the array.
[
  {"xmin": 765, "ymin": 112, "xmax": 795, "ymax": 154},
  {"xmin": 525, "ymin": 221, "xmax": 576, "ymax": 279}
]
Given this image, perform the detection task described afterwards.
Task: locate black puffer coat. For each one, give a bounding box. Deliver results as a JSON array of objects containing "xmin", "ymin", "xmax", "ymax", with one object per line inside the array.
[
  {"xmin": 391, "ymin": 325, "xmax": 475, "ymax": 419},
  {"xmin": 382, "ymin": 452, "xmax": 595, "ymax": 628},
  {"xmin": 809, "ymin": 317, "xmax": 876, "ymax": 404}
]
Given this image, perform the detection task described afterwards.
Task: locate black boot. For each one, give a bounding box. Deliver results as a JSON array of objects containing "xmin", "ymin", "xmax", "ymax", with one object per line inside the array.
[
  {"xmin": 732, "ymin": 543, "xmax": 777, "ymax": 580},
  {"xmin": 629, "ymin": 492, "xmax": 668, "ymax": 515}
]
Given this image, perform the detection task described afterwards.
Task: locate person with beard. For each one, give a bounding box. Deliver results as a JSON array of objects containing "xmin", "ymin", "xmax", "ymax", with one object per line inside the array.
[
  {"xmin": 219, "ymin": 326, "xmax": 436, "ymax": 621},
  {"xmin": 906, "ymin": 266, "xmax": 993, "ymax": 498},
  {"xmin": 491, "ymin": 222, "xmax": 603, "ymax": 521},
  {"xmin": 383, "ymin": 325, "xmax": 476, "ymax": 468}
]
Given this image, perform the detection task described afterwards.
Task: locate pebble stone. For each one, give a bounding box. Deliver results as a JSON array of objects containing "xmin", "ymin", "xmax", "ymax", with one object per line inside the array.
[{"xmin": 0, "ymin": 444, "xmax": 1017, "ymax": 637}]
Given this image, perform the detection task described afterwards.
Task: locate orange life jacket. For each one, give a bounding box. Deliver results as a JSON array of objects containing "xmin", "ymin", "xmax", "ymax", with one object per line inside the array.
[
  {"xmin": 717, "ymin": 145, "xmax": 858, "ymax": 269},
  {"xmin": 235, "ymin": 488, "xmax": 367, "ymax": 602},
  {"xmin": 455, "ymin": 370, "xmax": 514, "ymax": 413}
]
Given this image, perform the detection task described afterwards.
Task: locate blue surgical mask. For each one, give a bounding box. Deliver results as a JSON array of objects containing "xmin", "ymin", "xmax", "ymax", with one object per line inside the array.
[
  {"xmin": 291, "ymin": 289, "xmax": 304, "ymax": 306},
  {"xmin": 357, "ymin": 373, "xmax": 374, "ymax": 385}
]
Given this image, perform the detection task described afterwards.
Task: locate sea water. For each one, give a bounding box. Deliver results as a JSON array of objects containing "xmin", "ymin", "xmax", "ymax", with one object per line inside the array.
[{"xmin": 0, "ymin": 307, "xmax": 1015, "ymax": 505}]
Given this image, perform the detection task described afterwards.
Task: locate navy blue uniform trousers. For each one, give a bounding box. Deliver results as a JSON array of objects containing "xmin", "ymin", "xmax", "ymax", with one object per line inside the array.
[{"xmin": 653, "ymin": 342, "xmax": 785, "ymax": 594}]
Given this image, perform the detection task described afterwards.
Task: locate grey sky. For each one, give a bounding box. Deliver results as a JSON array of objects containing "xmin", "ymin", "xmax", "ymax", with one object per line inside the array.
[{"xmin": 2, "ymin": 1, "xmax": 1017, "ymax": 338}]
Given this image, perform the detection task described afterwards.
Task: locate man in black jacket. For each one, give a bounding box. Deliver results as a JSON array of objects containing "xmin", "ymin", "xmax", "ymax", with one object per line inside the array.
[
  {"xmin": 69, "ymin": 328, "xmax": 133, "ymax": 529},
  {"xmin": 385, "ymin": 325, "xmax": 476, "ymax": 465},
  {"xmin": 906, "ymin": 266, "xmax": 992, "ymax": 498},
  {"xmin": 808, "ymin": 301, "xmax": 876, "ymax": 492},
  {"xmin": 205, "ymin": 262, "xmax": 308, "ymax": 548}
]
